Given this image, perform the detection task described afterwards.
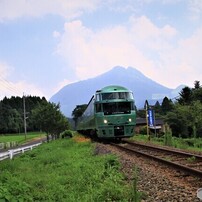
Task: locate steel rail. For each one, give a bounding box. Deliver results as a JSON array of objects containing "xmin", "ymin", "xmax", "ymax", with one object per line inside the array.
[
  {"xmin": 122, "ymin": 139, "xmax": 202, "ymax": 160},
  {"xmin": 111, "ymin": 143, "xmax": 202, "ymax": 178}
]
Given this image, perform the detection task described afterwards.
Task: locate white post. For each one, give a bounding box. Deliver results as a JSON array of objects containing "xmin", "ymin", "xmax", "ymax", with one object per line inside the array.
[{"xmin": 9, "ymin": 150, "xmax": 13, "ymax": 159}]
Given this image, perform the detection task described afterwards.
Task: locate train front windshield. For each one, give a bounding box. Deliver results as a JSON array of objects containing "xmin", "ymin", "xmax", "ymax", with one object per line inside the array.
[
  {"xmin": 101, "ymin": 92, "xmax": 133, "ymax": 100},
  {"xmin": 103, "ymin": 102, "xmax": 134, "ymax": 115}
]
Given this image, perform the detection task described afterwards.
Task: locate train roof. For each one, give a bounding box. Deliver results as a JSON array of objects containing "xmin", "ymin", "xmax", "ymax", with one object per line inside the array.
[{"xmin": 96, "ymin": 85, "xmax": 130, "ymax": 93}]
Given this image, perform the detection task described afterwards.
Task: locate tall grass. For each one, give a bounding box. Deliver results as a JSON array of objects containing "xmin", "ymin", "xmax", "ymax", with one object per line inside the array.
[
  {"xmin": 132, "ymin": 134, "xmax": 202, "ymax": 152},
  {"xmin": 0, "ymin": 138, "xmax": 138, "ymax": 201},
  {"xmin": 0, "ymin": 132, "xmax": 45, "ymax": 143}
]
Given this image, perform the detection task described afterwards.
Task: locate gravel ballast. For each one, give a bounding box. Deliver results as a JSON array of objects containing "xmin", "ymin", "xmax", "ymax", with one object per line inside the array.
[{"xmin": 95, "ymin": 143, "xmax": 202, "ymax": 202}]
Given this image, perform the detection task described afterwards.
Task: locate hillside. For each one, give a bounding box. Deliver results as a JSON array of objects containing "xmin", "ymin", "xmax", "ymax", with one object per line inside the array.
[{"xmin": 50, "ymin": 66, "xmax": 182, "ymax": 117}]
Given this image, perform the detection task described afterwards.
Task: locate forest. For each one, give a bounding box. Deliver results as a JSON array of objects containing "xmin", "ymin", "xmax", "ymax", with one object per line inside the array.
[
  {"xmin": 0, "ymin": 96, "xmax": 69, "ymax": 138},
  {"xmin": 142, "ymin": 81, "xmax": 202, "ymax": 138}
]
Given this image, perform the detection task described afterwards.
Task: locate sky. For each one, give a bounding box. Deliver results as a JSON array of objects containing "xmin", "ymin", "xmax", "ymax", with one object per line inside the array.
[{"xmin": 0, "ymin": 0, "xmax": 202, "ymax": 100}]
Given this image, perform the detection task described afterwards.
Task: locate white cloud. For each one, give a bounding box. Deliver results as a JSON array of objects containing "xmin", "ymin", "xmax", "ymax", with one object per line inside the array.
[
  {"xmin": 129, "ymin": 16, "xmax": 177, "ymax": 51},
  {"xmin": 188, "ymin": 0, "xmax": 202, "ymax": 20},
  {"xmin": 56, "ymin": 18, "xmax": 156, "ymax": 80},
  {"xmin": 55, "ymin": 15, "xmax": 202, "ymax": 88},
  {"xmin": 0, "ymin": 0, "xmax": 100, "ymax": 21},
  {"xmin": 55, "ymin": 17, "xmax": 177, "ymax": 83},
  {"xmin": 0, "ymin": 61, "xmax": 45, "ymax": 99},
  {"xmin": 0, "ymin": 79, "xmax": 46, "ymax": 100},
  {"xmin": 53, "ymin": 31, "xmax": 61, "ymax": 38},
  {"xmin": 0, "ymin": 62, "xmax": 11, "ymax": 78},
  {"xmin": 147, "ymin": 26, "xmax": 202, "ymax": 88}
]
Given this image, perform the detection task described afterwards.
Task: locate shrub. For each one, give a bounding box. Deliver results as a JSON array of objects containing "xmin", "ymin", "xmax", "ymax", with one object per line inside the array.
[
  {"xmin": 139, "ymin": 126, "xmax": 147, "ymax": 135},
  {"xmin": 61, "ymin": 130, "xmax": 73, "ymax": 138},
  {"xmin": 164, "ymin": 124, "xmax": 172, "ymax": 146}
]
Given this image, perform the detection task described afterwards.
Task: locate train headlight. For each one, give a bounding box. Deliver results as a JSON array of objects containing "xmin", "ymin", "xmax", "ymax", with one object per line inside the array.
[
  {"xmin": 128, "ymin": 118, "xmax": 132, "ymax": 122},
  {"xmin": 104, "ymin": 119, "xmax": 108, "ymax": 124}
]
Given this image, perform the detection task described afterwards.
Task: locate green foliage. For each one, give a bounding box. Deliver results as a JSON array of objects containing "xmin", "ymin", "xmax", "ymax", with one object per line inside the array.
[
  {"xmin": 166, "ymin": 109, "xmax": 187, "ymax": 137},
  {"xmin": 133, "ymin": 134, "xmax": 202, "ymax": 152},
  {"xmin": 0, "ymin": 139, "xmax": 137, "ymax": 201},
  {"xmin": 165, "ymin": 100, "xmax": 202, "ymax": 138},
  {"xmin": 72, "ymin": 104, "xmax": 87, "ymax": 128},
  {"xmin": 161, "ymin": 97, "xmax": 174, "ymax": 115},
  {"xmin": 131, "ymin": 166, "xmax": 142, "ymax": 202},
  {"xmin": 32, "ymin": 101, "xmax": 69, "ymax": 139},
  {"xmin": 0, "ymin": 132, "xmax": 45, "ymax": 143},
  {"xmin": 0, "ymin": 171, "xmax": 32, "ymax": 201},
  {"xmin": 136, "ymin": 81, "xmax": 202, "ymax": 138},
  {"xmin": 60, "ymin": 130, "xmax": 73, "ymax": 138},
  {"xmin": 139, "ymin": 126, "xmax": 147, "ymax": 135},
  {"xmin": 187, "ymin": 156, "xmax": 196, "ymax": 163},
  {"xmin": 0, "ymin": 96, "xmax": 47, "ymax": 134},
  {"xmin": 177, "ymin": 86, "xmax": 193, "ymax": 105},
  {"xmin": 164, "ymin": 124, "xmax": 172, "ymax": 146}
]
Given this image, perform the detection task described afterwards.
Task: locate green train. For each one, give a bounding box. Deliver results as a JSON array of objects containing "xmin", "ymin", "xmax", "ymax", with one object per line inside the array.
[{"xmin": 77, "ymin": 85, "xmax": 136, "ymax": 139}]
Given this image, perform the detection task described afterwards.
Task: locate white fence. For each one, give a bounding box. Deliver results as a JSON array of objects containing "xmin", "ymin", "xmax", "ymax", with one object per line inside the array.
[{"xmin": 0, "ymin": 143, "xmax": 42, "ymax": 161}]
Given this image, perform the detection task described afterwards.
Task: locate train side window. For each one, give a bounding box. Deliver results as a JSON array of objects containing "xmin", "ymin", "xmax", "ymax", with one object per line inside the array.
[
  {"xmin": 96, "ymin": 94, "xmax": 100, "ymax": 101},
  {"xmin": 95, "ymin": 103, "xmax": 102, "ymax": 112}
]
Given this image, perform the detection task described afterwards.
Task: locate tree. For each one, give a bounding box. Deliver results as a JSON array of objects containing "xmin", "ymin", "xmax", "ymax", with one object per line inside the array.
[
  {"xmin": 177, "ymin": 86, "xmax": 193, "ymax": 105},
  {"xmin": 161, "ymin": 97, "xmax": 173, "ymax": 114},
  {"xmin": 0, "ymin": 95, "xmax": 48, "ymax": 133},
  {"xmin": 192, "ymin": 80, "xmax": 202, "ymax": 103},
  {"xmin": 194, "ymin": 80, "xmax": 200, "ymax": 89},
  {"xmin": 0, "ymin": 103, "xmax": 23, "ymax": 133},
  {"xmin": 153, "ymin": 101, "xmax": 161, "ymax": 114},
  {"xmin": 189, "ymin": 101, "xmax": 202, "ymax": 138},
  {"xmin": 32, "ymin": 101, "xmax": 69, "ymax": 141},
  {"xmin": 72, "ymin": 104, "xmax": 87, "ymax": 128},
  {"xmin": 166, "ymin": 105, "xmax": 189, "ymax": 138}
]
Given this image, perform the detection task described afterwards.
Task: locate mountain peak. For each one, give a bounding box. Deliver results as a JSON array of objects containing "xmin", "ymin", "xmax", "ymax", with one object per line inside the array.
[{"xmin": 50, "ymin": 66, "xmax": 180, "ymax": 117}]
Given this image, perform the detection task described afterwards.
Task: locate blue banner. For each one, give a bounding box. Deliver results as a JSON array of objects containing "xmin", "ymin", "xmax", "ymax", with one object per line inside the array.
[{"xmin": 148, "ymin": 109, "xmax": 154, "ymax": 127}]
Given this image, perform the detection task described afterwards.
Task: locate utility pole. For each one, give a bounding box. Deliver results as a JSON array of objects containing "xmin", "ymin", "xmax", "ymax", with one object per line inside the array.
[
  {"xmin": 23, "ymin": 93, "xmax": 27, "ymax": 140},
  {"xmin": 145, "ymin": 100, "xmax": 150, "ymax": 140}
]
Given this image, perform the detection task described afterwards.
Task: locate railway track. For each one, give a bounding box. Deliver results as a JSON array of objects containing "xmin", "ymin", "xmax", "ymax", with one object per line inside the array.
[{"xmin": 110, "ymin": 140, "xmax": 202, "ymax": 178}]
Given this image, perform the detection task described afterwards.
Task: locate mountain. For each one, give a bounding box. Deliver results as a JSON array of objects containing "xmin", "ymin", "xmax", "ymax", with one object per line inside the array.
[{"xmin": 50, "ymin": 66, "xmax": 182, "ymax": 117}]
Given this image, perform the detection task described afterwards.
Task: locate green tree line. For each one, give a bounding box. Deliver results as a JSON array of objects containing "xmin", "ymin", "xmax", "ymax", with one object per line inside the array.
[
  {"xmin": 149, "ymin": 81, "xmax": 202, "ymax": 138},
  {"xmin": 0, "ymin": 96, "xmax": 69, "ymax": 139}
]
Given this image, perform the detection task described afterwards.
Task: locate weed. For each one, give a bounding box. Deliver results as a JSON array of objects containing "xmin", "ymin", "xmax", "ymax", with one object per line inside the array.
[
  {"xmin": 187, "ymin": 156, "xmax": 196, "ymax": 163},
  {"xmin": 0, "ymin": 139, "xmax": 135, "ymax": 201}
]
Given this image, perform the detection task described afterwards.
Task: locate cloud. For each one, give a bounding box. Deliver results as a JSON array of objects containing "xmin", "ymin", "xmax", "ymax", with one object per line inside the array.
[
  {"xmin": 56, "ymin": 18, "xmax": 155, "ymax": 80},
  {"xmin": 55, "ymin": 15, "xmax": 202, "ymax": 88},
  {"xmin": 0, "ymin": 0, "xmax": 100, "ymax": 21},
  {"xmin": 55, "ymin": 16, "xmax": 177, "ymax": 83},
  {"xmin": 129, "ymin": 16, "xmax": 177, "ymax": 50},
  {"xmin": 0, "ymin": 79, "xmax": 46, "ymax": 100},
  {"xmin": 0, "ymin": 61, "xmax": 45, "ymax": 99},
  {"xmin": 0, "ymin": 62, "xmax": 11, "ymax": 78},
  {"xmin": 188, "ymin": 0, "xmax": 202, "ymax": 20}
]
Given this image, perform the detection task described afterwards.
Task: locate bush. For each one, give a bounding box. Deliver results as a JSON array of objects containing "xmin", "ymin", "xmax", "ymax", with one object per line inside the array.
[
  {"xmin": 61, "ymin": 130, "xmax": 73, "ymax": 139},
  {"xmin": 139, "ymin": 126, "xmax": 147, "ymax": 135},
  {"xmin": 164, "ymin": 124, "xmax": 172, "ymax": 146}
]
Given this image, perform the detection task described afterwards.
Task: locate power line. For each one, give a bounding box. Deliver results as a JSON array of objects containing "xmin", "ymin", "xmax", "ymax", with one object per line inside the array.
[
  {"xmin": 0, "ymin": 76, "xmax": 24, "ymax": 96},
  {"xmin": 170, "ymin": 95, "xmax": 180, "ymax": 102}
]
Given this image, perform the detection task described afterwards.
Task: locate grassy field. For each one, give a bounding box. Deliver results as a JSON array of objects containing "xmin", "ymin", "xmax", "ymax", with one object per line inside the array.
[
  {"xmin": 132, "ymin": 134, "xmax": 202, "ymax": 152},
  {"xmin": 0, "ymin": 132, "xmax": 46, "ymax": 144},
  {"xmin": 0, "ymin": 136, "xmax": 140, "ymax": 201}
]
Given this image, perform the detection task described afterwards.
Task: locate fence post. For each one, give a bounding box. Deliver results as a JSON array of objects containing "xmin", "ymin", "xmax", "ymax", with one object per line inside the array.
[{"xmin": 9, "ymin": 150, "xmax": 13, "ymax": 159}]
